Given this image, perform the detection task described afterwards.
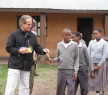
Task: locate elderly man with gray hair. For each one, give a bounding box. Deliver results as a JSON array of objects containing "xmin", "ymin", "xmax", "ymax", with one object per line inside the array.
[{"xmin": 5, "ymin": 15, "xmax": 49, "ymax": 95}]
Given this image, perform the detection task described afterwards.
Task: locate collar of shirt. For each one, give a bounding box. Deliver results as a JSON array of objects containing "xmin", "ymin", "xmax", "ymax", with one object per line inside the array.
[
  {"xmin": 62, "ymin": 40, "xmax": 73, "ymax": 48},
  {"xmin": 78, "ymin": 42, "xmax": 83, "ymax": 47},
  {"xmin": 94, "ymin": 38, "xmax": 105, "ymax": 45}
]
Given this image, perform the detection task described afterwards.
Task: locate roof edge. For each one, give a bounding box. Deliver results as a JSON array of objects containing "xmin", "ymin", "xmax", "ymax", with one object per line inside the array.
[{"xmin": 0, "ymin": 8, "xmax": 108, "ymax": 14}]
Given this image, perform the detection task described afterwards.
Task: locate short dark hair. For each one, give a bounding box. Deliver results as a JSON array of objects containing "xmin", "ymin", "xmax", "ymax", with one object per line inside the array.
[
  {"xmin": 72, "ymin": 32, "xmax": 81, "ymax": 39},
  {"xmin": 94, "ymin": 29, "xmax": 102, "ymax": 33},
  {"xmin": 62, "ymin": 28, "xmax": 71, "ymax": 33}
]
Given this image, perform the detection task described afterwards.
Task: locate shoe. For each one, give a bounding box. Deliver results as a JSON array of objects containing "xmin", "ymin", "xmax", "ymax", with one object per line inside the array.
[{"xmin": 34, "ymin": 73, "xmax": 39, "ymax": 76}]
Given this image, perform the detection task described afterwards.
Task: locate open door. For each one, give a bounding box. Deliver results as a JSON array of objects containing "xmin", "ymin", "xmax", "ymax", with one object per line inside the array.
[{"xmin": 77, "ymin": 18, "xmax": 93, "ymax": 46}]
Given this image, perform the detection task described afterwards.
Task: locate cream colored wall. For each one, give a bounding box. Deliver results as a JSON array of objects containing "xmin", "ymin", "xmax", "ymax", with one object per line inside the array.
[
  {"xmin": 0, "ymin": 12, "xmax": 40, "ymax": 57},
  {"xmin": 46, "ymin": 14, "xmax": 77, "ymax": 56},
  {"xmin": 46, "ymin": 13, "xmax": 104, "ymax": 57},
  {"xmin": 0, "ymin": 13, "xmax": 104, "ymax": 57}
]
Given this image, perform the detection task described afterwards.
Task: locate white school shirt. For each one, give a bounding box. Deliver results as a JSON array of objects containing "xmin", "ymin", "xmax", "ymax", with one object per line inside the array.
[
  {"xmin": 88, "ymin": 38, "xmax": 108, "ymax": 66},
  {"xmin": 61, "ymin": 40, "xmax": 73, "ymax": 48}
]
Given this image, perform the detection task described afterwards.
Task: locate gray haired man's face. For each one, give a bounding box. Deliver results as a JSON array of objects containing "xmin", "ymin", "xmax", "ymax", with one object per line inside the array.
[{"xmin": 21, "ymin": 18, "xmax": 32, "ymax": 32}]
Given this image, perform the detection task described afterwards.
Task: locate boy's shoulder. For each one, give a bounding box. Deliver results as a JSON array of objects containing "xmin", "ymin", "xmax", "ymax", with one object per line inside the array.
[
  {"xmin": 57, "ymin": 41, "xmax": 62, "ymax": 46},
  {"xmin": 81, "ymin": 42, "xmax": 87, "ymax": 47},
  {"xmin": 78, "ymin": 42, "xmax": 87, "ymax": 49},
  {"xmin": 101, "ymin": 39, "xmax": 107, "ymax": 44},
  {"xmin": 82, "ymin": 43, "xmax": 88, "ymax": 49},
  {"xmin": 72, "ymin": 41, "xmax": 78, "ymax": 45}
]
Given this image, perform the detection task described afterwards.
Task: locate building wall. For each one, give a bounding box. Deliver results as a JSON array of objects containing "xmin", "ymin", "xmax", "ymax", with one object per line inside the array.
[
  {"xmin": 0, "ymin": 12, "xmax": 40, "ymax": 57},
  {"xmin": 0, "ymin": 12, "xmax": 104, "ymax": 57},
  {"xmin": 46, "ymin": 13, "xmax": 104, "ymax": 57}
]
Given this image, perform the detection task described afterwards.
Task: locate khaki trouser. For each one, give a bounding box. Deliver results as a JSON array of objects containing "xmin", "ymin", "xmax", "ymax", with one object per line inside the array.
[
  {"xmin": 29, "ymin": 61, "xmax": 36, "ymax": 95},
  {"xmin": 74, "ymin": 70, "xmax": 89, "ymax": 95}
]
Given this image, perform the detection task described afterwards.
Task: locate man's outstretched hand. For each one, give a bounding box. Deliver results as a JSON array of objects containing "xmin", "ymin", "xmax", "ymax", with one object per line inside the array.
[{"xmin": 43, "ymin": 48, "xmax": 49, "ymax": 53}]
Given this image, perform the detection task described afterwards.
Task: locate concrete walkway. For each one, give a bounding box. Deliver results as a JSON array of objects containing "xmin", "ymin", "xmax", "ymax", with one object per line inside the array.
[{"xmin": 0, "ymin": 59, "xmax": 8, "ymax": 64}]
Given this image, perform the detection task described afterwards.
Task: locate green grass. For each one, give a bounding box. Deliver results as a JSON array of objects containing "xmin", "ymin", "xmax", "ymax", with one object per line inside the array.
[
  {"xmin": 0, "ymin": 64, "xmax": 8, "ymax": 95},
  {"xmin": 0, "ymin": 63, "xmax": 58, "ymax": 95},
  {"xmin": 32, "ymin": 63, "xmax": 58, "ymax": 95},
  {"xmin": 1, "ymin": 63, "xmax": 108, "ymax": 95},
  {"xmin": 35, "ymin": 63, "xmax": 58, "ymax": 82}
]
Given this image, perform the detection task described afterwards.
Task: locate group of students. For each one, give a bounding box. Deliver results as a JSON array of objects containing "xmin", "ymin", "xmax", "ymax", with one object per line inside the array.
[{"xmin": 50, "ymin": 28, "xmax": 108, "ymax": 95}]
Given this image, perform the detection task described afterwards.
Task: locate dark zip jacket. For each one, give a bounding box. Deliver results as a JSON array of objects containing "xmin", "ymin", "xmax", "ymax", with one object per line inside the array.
[{"xmin": 6, "ymin": 28, "xmax": 45, "ymax": 71}]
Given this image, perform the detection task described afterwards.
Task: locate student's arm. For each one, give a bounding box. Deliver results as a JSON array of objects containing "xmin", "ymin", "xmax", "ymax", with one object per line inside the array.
[
  {"xmin": 74, "ymin": 43, "xmax": 79, "ymax": 74},
  {"xmin": 98, "ymin": 43, "xmax": 108, "ymax": 66},
  {"xmin": 83, "ymin": 45, "xmax": 95, "ymax": 78},
  {"xmin": 83, "ymin": 45, "xmax": 94, "ymax": 71},
  {"xmin": 87, "ymin": 41, "xmax": 92, "ymax": 55}
]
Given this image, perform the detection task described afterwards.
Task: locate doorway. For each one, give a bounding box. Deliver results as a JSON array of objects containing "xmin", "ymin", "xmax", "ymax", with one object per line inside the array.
[{"xmin": 77, "ymin": 18, "xmax": 93, "ymax": 46}]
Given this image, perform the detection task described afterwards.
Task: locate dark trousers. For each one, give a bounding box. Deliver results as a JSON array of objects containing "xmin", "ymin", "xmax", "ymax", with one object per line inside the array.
[
  {"xmin": 56, "ymin": 69, "xmax": 75, "ymax": 95},
  {"xmin": 74, "ymin": 70, "xmax": 88, "ymax": 95}
]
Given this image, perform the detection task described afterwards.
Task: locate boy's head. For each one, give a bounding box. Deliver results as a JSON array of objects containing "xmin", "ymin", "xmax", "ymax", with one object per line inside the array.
[
  {"xmin": 71, "ymin": 32, "xmax": 81, "ymax": 43},
  {"xmin": 31, "ymin": 19, "xmax": 37, "ymax": 32},
  {"xmin": 31, "ymin": 19, "xmax": 37, "ymax": 36},
  {"xmin": 93, "ymin": 29, "xmax": 102, "ymax": 40},
  {"xmin": 61, "ymin": 28, "xmax": 71, "ymax": 42}
]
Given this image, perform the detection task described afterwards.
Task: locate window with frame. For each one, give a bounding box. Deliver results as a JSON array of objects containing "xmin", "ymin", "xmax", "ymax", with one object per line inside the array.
[{"xmin": 17, "ymin": 16, "xmax": 47, "ymax": 37}]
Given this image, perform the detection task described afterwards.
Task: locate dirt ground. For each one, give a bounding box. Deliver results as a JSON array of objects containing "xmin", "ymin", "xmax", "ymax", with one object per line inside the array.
[
  {"xmin": 32, "ymin": 72, "xmax": 108, "ymax": 95},
  {"xmin": 32, "ymin": 77, "xmax": 108, "ymax": 95},
  {"xmin": 1, "ymin": 59, "xmax": 108, "ymax": 95}
]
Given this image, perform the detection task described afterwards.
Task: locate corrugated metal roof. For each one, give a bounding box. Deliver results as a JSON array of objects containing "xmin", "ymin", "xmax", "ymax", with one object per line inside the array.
[{"xmin": 0, "ymin": 0, "xmax": 108, "ymax": 10}]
